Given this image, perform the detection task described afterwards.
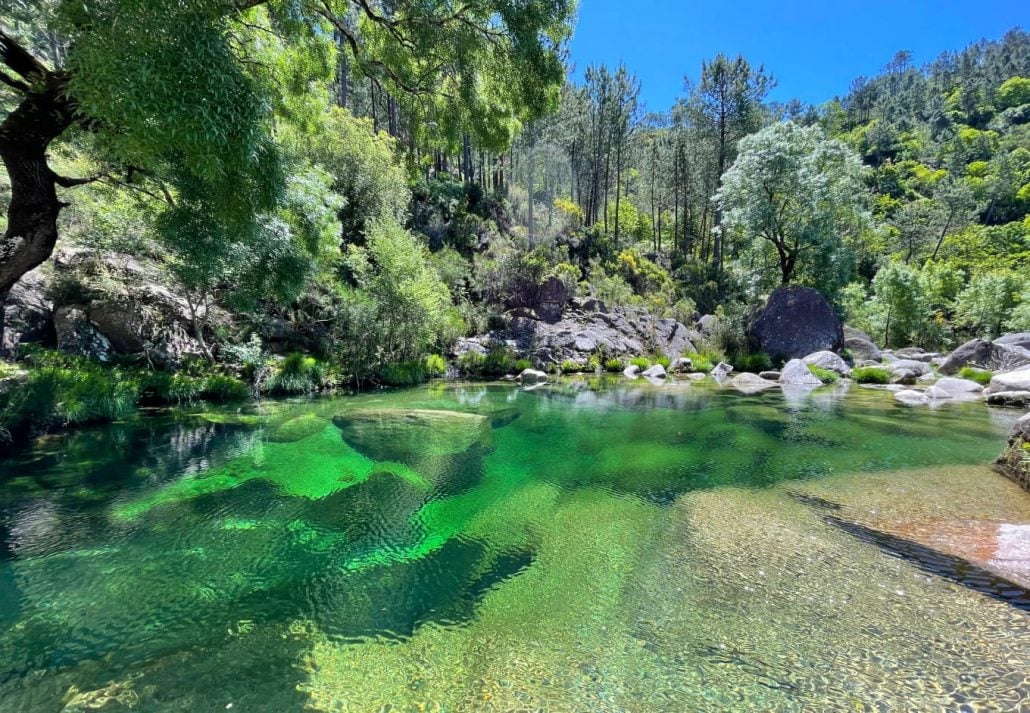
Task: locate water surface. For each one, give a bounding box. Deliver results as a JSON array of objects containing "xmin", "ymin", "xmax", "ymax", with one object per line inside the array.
[{"xmin": 1, "ymin": 379, "xmax": 1028, "ymax": 711}]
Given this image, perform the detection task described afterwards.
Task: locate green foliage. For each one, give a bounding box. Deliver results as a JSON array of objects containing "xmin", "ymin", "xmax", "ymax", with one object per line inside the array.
[
  {"xmin": 336, "ymin": 219, "xmax": 462, "ymax": 384},
  {"xmin": 718, "ymin": 121, "xmax": 869, "ymax": 294},
  {"xmin": 265, "ymin": 353, "xmax": 325, "ymax": 395},
  {"xmin": 957, "ymin": 367, "xmax": 993, "ymax": 386},
  {"xmin": 652, "ymin": 355, "xmax": 672, "ymax": 370},
  {"xmin": 604, "ymin": 358, "xmax": 624, "ymax": 372},
  {"xmin": 851, "ymin": 366, "xmax": 891, "ymax": 384},
  {"xmin": 954, "ymin": 271, "xmax": 1022, "ymax": 338},
  {"xmin": 807, "ymin": 365, "xmax": 840, "ymax": 384},
  {"xmin": 514, "ymin": 359, "xmax": 533, "ymax": 372},
  {"xmin": 684, "ymin": 353, "xmax": 715, "ymax": 374},
  {"xmin": 560, "ymin": 359, "xmax": 585, "ymax": 373},
  {"xmin": 424, "ymin": 354, "xmax": 448, "ymax": 378},
  {"xmin": 630, "ymin": 357, "xmax": 651, "ymax": 370},
  {"xmin": 482, "ymin": 345, "xmax": 518, "ymax": 376},
  {"xmin": 379, "ymin": 360, "xmax": 428, "ymax": 387},
  {"xmin": 456, "ymin": 352, "xmax": 486, "ymax": 376},
  {"xmin": 732, "ymin": 353, "xmax": 773, "ymax": 373},
  {"xmin": 201, "ymin": 375, "xmax": 250, "ymax": 403}
]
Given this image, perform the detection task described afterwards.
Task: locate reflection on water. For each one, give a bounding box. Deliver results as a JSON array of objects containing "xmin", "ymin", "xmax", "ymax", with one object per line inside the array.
[{"xmin": 0, "ymin": 379, "xmax": 1027, "ymax": 711}]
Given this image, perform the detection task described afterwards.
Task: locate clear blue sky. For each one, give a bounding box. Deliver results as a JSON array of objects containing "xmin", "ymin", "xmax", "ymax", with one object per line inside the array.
[{"xmin": 569, "ymin": 1, "xmax": 1029, "ymax": 111}]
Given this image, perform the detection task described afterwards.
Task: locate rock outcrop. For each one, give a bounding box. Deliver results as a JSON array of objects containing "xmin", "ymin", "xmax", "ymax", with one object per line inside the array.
[
  {"xmin": 749, "ymin": 286, "xmax": 843, "ymax": 359},
  {"xmin": 2, "ymin": 270, "xmax": 53, "ymax": 355},
  {"xmin": 477, "ymin": 298, "xmax": 701, "ymax": 368},
  {"xmin": 843, "ymin": 326, "xmax": 881, "ymax": 362},
  {"xmin": 984, "ymin": 365, "xmax": 1030, "ymax": 403},
  {"xmin": 803, "ymin": 350, "xmax": 852, "ymax": 376},
  {"xmin": 939, "ymin": 337, "xmax": 1030, "ymax": 375},
  {"xmin": 995, "ymin": 412, "xmax": 1030, "ymax": 491}
]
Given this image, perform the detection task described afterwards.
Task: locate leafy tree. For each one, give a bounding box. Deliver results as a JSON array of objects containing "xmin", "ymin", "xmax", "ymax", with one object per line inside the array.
[
  {"xmin": 717, "ymin": 122, "xmax": 870, "ymax": 289},
  {"xmin": 954, "ymin": 270, "xmax": 1022, "ymax": 338}
]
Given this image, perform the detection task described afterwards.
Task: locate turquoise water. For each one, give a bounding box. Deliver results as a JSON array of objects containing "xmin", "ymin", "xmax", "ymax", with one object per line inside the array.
[{"xmin": 0, "ymin": 378, "xmax": 1027, "ymax": 711}]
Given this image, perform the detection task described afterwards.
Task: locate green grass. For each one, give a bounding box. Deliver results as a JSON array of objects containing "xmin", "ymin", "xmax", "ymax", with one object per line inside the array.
[
  {"xmin": 851, "ymin": 366, "xmax": 891, "ymax": 384},
  {"xmin": 264, "ymin": 353, "xmax": 325, "ymax": 395},
  {"xmin": 807, "ymin": 365, "xmax": 840, "ymax": 384},
  {"xmin": 424, "ymin": 354, "xmax": 447, "ymax": 378},
  {"xmin": 380, "ymin": 360, "xmax": 428, "ymax": 386},
  {"xmin": 514, "ymin": 359, "xmax": 533, "ymax": 372},
  {"xmin": 604, "ymin": 358, "xmax": 624, "ymax": 373},
  {"xmin": 731, "ymin": 352, "xmax": 773, "ymax": 373},
  {"xmin": 561, "ymin": 359, "xmax": 585, "ymax": 373},
  {"xmin": 683, "ymin": 352, "xmax": 714, "ymax": 373},
  {"xmin": 629, "ymin": 357, "xmax": 650, "ymax": 370},
  {"xmin": 652, "ymin": 355, "xmax": 672, "ymax": 370},
  {"xmin": 957, "ymin": 367, "xmax": 992, "ymax": 386}
]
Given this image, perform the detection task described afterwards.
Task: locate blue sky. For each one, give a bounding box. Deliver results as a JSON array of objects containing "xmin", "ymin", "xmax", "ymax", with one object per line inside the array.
[{"xmin": 569, "ymin": 1, "xmax": 1029, "ymax": 111}]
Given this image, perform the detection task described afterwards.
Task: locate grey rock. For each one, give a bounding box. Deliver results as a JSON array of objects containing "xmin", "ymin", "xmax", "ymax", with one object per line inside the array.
[
  {"xmin": 516, "ymin": 369, "xmax": 549, "ymax": 385},
  {"xmin": 803, "ymin": 350, "xmax": 852, "ymax": 376},
  {"xmin": 749, "ymin": 286, "xmax": 843, "ymax": 359},
  {"xmin": 697, "ymin": 314, "xmax": 718, "ymax": 335},
  {"xmin": 894, "ymin": 389, "xmax": 929, "ymax": 405},
  {"xmin": 642, "ymin": 364, "xmax": 667, "ymax": 379},
  {"xmin": 985, "ymin": 391, "xmax": 1030, "ymax": 407},
  {"xmin": 731, "ymin": 372, "xmax": 779, "ymax": 394},
  {"xmin": 934, "ymin": 377, "xmax": 984, "ymax": 394},
  {"xmin": 995, "ymin": 412, "xmax": 1030, "ymax": 491},
  {"xmin": 984, "ymin": 365, "xmax": 1030, "ymax": 396},
  {"xmin": 939, "ymin": 338, "xmax": 1030, "ymax": 375},
  {"xmin": 994, "ymin": 332, "xmax": 1030, "ymax": 350},
  {"xmin": 54, "ymin": 305, "xmax": 112, "ymax": 362},
  {"xmin": 887, "ymin": 359, "xmax": 931, "ymax": 376},
  {"xmin": 623, "ymin": 365, "xmax": 641, "ymax": 378},
  {"xmin": 711, "ymin": 362, "xmax": 734, "ymax": 379},
  {"xmin": 3, "ymin": 269, "xmax": 52, "ymax": 354},
  {"xmin": 671, "ymin": 357, "xmax": 693, "ymax": 373},
  {"xmin": 924, "ymin": 385, "xmax": 953, "ymax": 400},
  {"xmin": 890, "ymin": 370, "xmax": 917, "ymax": 385},
  {"xmin": 779, "ymin": 359, "xmax": 822, "ymax": 386},
  {"xmin": 758, "ymin": 370, "xmax": 781, "ymax": 380}
]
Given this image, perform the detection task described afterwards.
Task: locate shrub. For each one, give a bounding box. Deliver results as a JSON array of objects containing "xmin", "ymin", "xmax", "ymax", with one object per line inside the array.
[
  {"xmin": 265, "ymin": 353, "xmax": 324, "ymax": 395},
  {"xmin": 807, "ymin": 365, "xmax": 840, "ymax": 383},
  {"xmin": 379, "ymin": 360, "xmax": 428, "ymax": 386},
  {"xmin": 201, "ymin": 375, "xmax": 251, "ymax": 402},
  {"xmin": 851, "ymin": 366, "xmax": 891, "ymax": 384},
  {"xmin": 561, "ymin": 359, "xmax": 584, "ymax": 373},
  {"xmin": 957, "ymin": 366, "xmax": 993, "ymax": 386},
  {"xmin": 140, "ymin": 372, "xmax": 203, "ymax": 405},
  {"xmin": 653, "ymin": 355, "xmax": 672, "ymax": 370},
  {"xmin": 604, "ymin": 358, "xmax": 624, "ymax": 372},
  {"xmin": 457, "ymin": 351, "xmax": 486, "ymax": 375},
  {"xmin": 514, "ymin": 359, "xmax": 533, "ymax": 372},
  {"xmin": 732, "ymin": 352, "xmax": 773, "ymax": 373},
  {"xmin": 482, "ymin": 345, "xmax": 517, "ymax": 376},
  {"xmin": 630, "ymin": 357, "xmax": 650, "ymax": 370},
  {"xmin": 587, "ymin": 355, "xmax": 601, "ymax": 372},
  {"xmin": 684, "ymin": 352, "xmax": 714, "ymax": 373},
  {"xmin": 424, "ymin": 354, "xmax": 448, "ymax": 378}
]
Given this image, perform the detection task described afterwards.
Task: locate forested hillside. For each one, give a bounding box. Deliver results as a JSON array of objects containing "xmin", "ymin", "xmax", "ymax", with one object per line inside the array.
[{"xmin": 1, "ymin": 2, "xmax": 1028, "ymax": 442}]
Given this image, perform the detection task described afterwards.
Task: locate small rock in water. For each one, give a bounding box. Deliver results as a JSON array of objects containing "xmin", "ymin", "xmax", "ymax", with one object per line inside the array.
[
  {"xmin": 642, "ymin": 364, "xmax": 667, "ymax": 379},
  {"xmin": 711, "ymin": 362, "xmax": 734, "ymax": 379},
  {"xmin": 623, "ymin": 364, "xmax": 641, "ymax": 378}
]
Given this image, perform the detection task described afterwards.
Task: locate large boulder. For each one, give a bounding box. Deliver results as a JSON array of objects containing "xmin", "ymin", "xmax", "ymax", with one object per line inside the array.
[
  {"xmin": 843, "ymin": 326, "xmax": 881, "ymax": 362},
  {"xmin": 749, "ymin": 286, "xmax": 843, "ymax": 360},
  {"xmin": 984, "ymin": 365, "xmax": 1030, "ymax": 397},
  {"xmin": 934, "ymin": 377, "xmax": 983, "ymax": 395},
  {"xmin": 995, "ymin": 412, "xmax": 1030, "ymax": 491},
  {"xmin": 642, "ymin": 364, "xmax": 667, "ymax": 379},
  {"xmin": 779, "ymin": 359, "xmax": 822, "ymax": 386},
  {"xmin": 2, "ymin": 269, "xmax": 53, "ymax": 354},
  {"xmin": 994, "ymin": 332, "xmax": 1030, "ymax": 350},
  {"xmin": 516, "ymin": 369, "xmax": 549, "ymax": 385},
  {"xmin": 803, "ymin": 350, "xmax": 851, "ymax": 376},
  {"xmin": 50, "ymin": 249, "xmax": 208, "ymax": 367},
  {"xmin": 939, "ymin": 338, "xmax": 1030, "ymax": 375}
]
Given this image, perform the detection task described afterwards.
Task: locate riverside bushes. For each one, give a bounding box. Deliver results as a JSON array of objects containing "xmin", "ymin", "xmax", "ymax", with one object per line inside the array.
[{"xmin": 851, "ymin": 366, "xmax": 891, "ymax": 384}]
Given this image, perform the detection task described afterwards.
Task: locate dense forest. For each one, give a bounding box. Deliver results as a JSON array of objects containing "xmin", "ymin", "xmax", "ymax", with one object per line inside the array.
[{"xmin": 1, "ymin": 1, "xmax": 1029, "ymax": 442}]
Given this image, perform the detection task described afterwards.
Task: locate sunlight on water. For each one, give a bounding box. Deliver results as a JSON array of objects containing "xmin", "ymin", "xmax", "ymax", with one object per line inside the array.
[{"xmin": 0, "ymin": 379, "xmax": 1027, "ymax": 711}]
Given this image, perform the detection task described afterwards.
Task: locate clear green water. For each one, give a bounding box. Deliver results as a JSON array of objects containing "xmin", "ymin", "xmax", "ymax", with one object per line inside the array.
[{"xmin": 1, "ymin": 379, "xmax": 1028, "ymax": 711}]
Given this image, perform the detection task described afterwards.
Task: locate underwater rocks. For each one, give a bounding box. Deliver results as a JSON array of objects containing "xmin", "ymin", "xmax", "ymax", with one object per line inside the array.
[
  {"xmin": 332, "ymin": 409, "xmax": 492, "ymax": 462},
  {"xmin": 730, "ymin": 373, "xmax": 779, "ymax": 394},
  {"xmin": 267, "ymin": 414, "xmax": 328, "ymax": 443}
]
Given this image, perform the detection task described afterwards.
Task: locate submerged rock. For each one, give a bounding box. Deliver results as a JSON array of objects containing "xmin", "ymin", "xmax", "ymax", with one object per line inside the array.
[
  {"xmin": 268, "ymin": 414, "xmax": 328, "ymax": 443},
  {"xmin": 731, "ymin": 373, "xmax": 779, "ymax": 394},
  {"xmin": 749, "ymin": 286, "xmax": 843, "ymax": 359},
  {"xmin": 332, "ymin": 409, "xmax": 491, "ymax": 462},
  {"xmin": 894, "ymin": 389, "xmax": 929, "ymax": 405},
  {"xmin": 779, "ymin": 359, "xmax": 822, "ymax": 386}
]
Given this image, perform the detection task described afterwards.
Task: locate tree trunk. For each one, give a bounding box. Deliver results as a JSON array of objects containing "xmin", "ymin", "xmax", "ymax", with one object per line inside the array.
[{"xmin": 0, "ymin": 81, "xmax": 77, "ymax": 352}]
